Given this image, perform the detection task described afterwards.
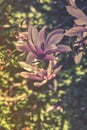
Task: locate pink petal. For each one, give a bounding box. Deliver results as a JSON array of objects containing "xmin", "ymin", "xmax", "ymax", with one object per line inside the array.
[
  {"xmin": 28, "ymin": 25, "xmax": 39, "ymax": 47},
  {"xmin": 68, "ymin": 0, "xmax": 77, "ymax": 8},
  {"xmin": 44, "ymin": 54, "xmax": 54, "ymax": 61},
  {"xmin": 46, "ymin": 29, "xmax": 64, "ymax": 44},
  {"xmin": 16, "ymin": 43, "xmax": 30, "ymax": 52},
  {"xmin": 19, "ymin": 62, "xmax": 35, "ymax": 71},
  {"xmin": 26, "ymin": 52, "xmax": 37, "ymax": 64},
  {"xmin": 47, "ymin": 34, "xmax": 63, "ymax": 45},
  {"xmin": 28, "ymin": 24, "xmax": 33, "ymax": 41},
  {"xmin": 47, "ymin": 65, "xmax": 62, "ymax": 80},
  {"xmin": 56, "ymin": 45, "xmax": 72, "ymax": 52},
  {"xmin": 45, "ymin": 44, "xmax": 57, "ymax": 52},
  {"xmin": 74, "ymin": 17, "xmax": 87, "ymax": 25},
  {"xmin": 20, "ymin": 72, "xmax": 42, "ymax": 80},
  {"xmin": 53, "ymin": 65, "xmax": 62, "ymax": 75},
  {"xmin": 74, "ymin": 51, "xmax": 83, "ymax": 64},
  {"xmin": 64, "ymin": 26, "xmax": 86, "ymax": 36},
  {"xmin": 34, "ymin": 80, "xmax": 47, "ymax": 87},
  {"xmin": 66, "ymin": 6, "xmax": 86, "ymax": 18},
  {"xmin": 31, "ymin": 26, "xmax": 39, "ymax": 46},
  {"xmin": 46, "ymin": 45, "xmax": 71, "ymax": 54},
  {"xmin": 27, "ymin": 39, "xmax": 37, "ymax": 53},
  {"xmin": 38, "ymin": 26, "xmax": 47, "ymax": 48}
]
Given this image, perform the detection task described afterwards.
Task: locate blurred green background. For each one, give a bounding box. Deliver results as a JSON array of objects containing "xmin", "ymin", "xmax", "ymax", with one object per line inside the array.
[{"xmin": 0, "ymin": 0, "xmax": 87, "ymax": 130}]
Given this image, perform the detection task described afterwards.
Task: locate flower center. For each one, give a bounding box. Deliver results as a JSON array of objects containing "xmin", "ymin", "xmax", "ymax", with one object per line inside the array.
[{"xmin": 39, "ymin": 53, "xmax": 46, "ymax": 59}]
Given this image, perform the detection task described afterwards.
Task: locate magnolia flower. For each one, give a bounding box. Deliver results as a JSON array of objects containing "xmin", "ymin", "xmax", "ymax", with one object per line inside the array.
[
  {"xmin": 18, "ymin": 59, "xmax": 62, "ymax": 87},
  {"xmin": 65, "ymin": 6, "xmax": 87, "ymax": 64},
  {"xmin": 16, "ymin": 25, "xmax": 71, "ymax": 65},
  {"xmin": 66, "ymin": 6, "xmax": 87, "ymax": 26},
  {"xmin": 65, "ymin": 6, "xmax": 87, "ymax": 44}
]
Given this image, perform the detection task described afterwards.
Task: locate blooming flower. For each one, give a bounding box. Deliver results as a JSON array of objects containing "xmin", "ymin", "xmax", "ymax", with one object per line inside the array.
[
  {"xmin": 65, "ymin": 6, "xmax": 87, "ymax": 45},
  {"xmin": 16, "ymin": 25, "xmax": 71, "ymax": 65},
  {"xmin": 64, "ymin": 6, "xmax": 87, "ymax": 64},
  {"xmin": 18, "ymin": 58, "xmax": 62, "ymax": 87}
]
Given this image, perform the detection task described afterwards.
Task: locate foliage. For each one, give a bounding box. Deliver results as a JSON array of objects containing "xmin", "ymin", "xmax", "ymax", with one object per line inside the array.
[{"xmin": 0, "ymin": 0, "xmax": 87, "ymax": 130}]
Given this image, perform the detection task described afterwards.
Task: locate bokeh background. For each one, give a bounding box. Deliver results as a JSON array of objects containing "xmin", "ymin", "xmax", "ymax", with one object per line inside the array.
[{"xmin": 0, "ymin": 0, "xmax": 87, "ymax": 130}]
